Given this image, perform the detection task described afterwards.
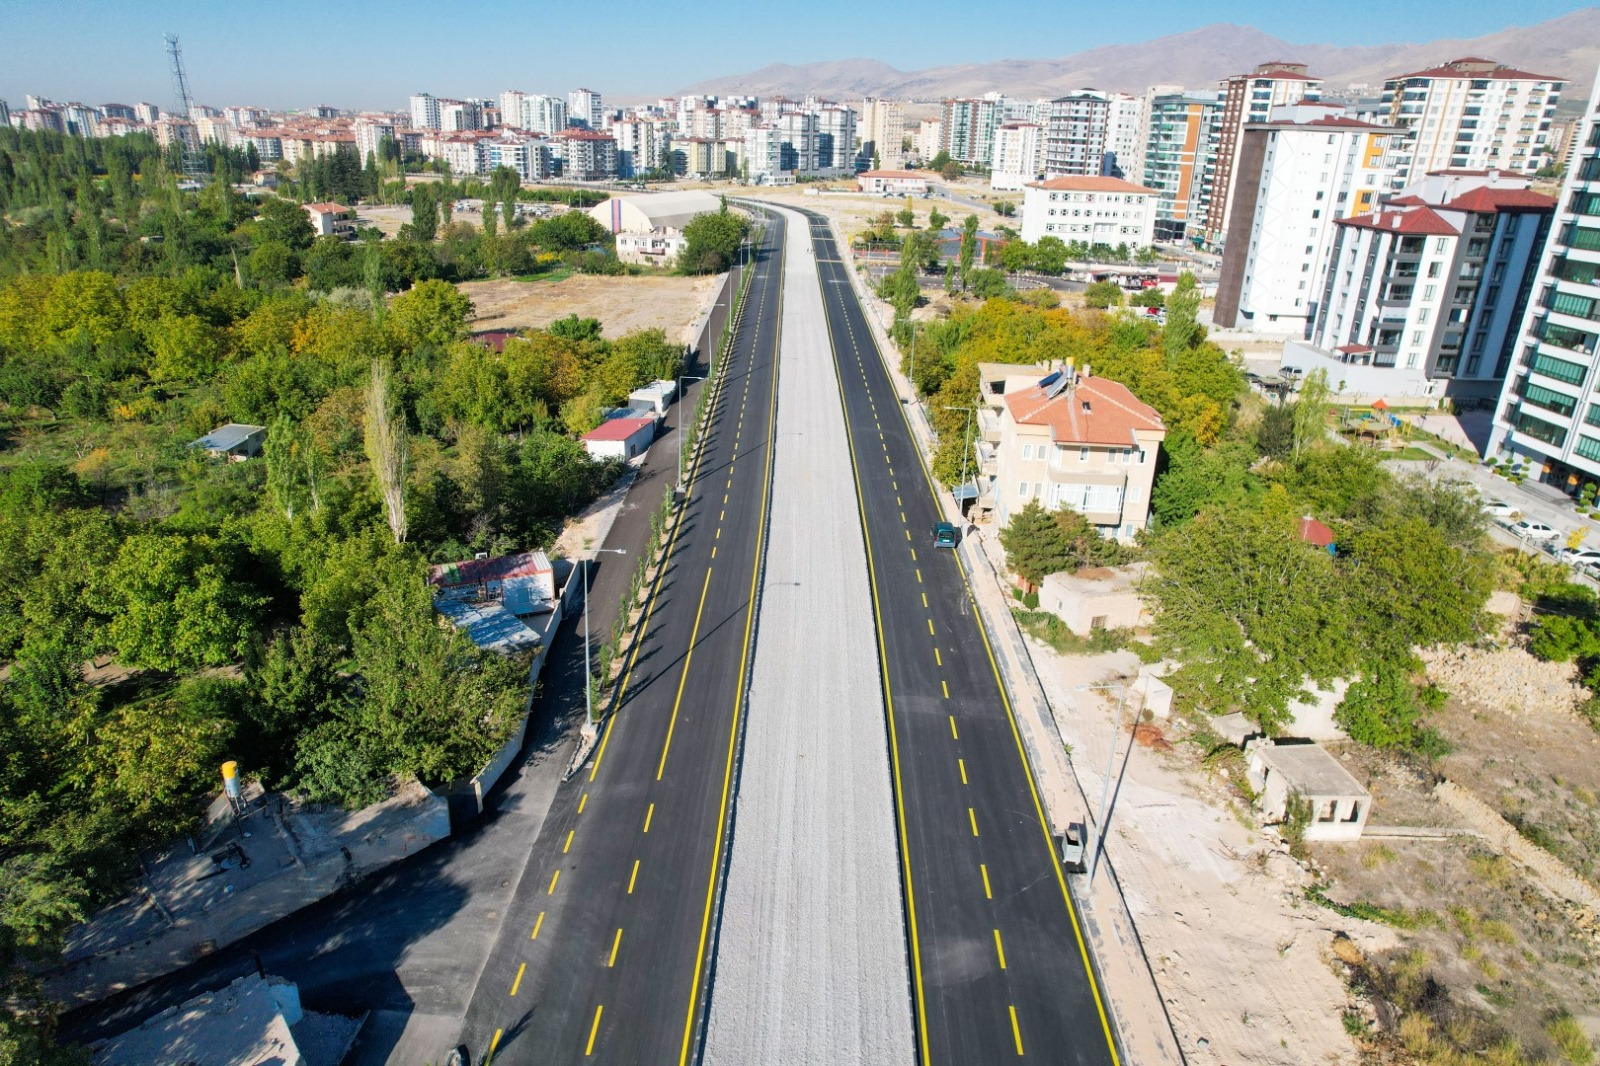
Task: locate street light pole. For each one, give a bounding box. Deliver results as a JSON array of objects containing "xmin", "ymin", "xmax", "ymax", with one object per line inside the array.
[
  {"xmin": 676, "ymin": 374, "xmax": 706, "ymax": 493},
  {"xmin": 1076, "ymin": 681, "xmax": 1130, "ymax": 888},
  {"xmin": 582, "ymin": 548, "xmax": 627, "ymax": 724}
]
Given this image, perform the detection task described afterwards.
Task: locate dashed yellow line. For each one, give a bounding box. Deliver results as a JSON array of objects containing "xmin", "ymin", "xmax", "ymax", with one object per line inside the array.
[
  {"xmin": 994, "ymin": 929, "xmax": 1008, "ymax": 970},
  {"xmin": 934, "ymin": 647, "xmax": 942, "ymax": 666},
  {"xmin": 531, "ymin": 911, "xmax": 545, "ymax": 939},
  {"xmin": 981, "ymin": 864, "xmax": 993, "ymax": 899},
  {"xmin": 628, "ymin": 859, "xmax": 640, "ymax": 894},
  {"xmin": 1010, "ymin": 1005, "xmax": 1024, "ymax": 1055},
  {"xmin": 949, "ymin": 715, "xmax": 959, "ymax": 739},
  {"xmin": 585, "ymin": 1004, "xmax": 604, "ymax": 1056},
  {"xmin": 487, "ymin": 1028, "xmax": 502, "ymax": 1066},
  {"xmin": 643, "ymin": 803, "xmax": 655, "ymax": 833},
  {"xmin": 969, "ymin": 807, "xmax": 980, "ymax": 837},
  {"xmin": 577, "ymin": 793, "xmax": 587, "ymax": 814},
  {"xmin": 510, "ymin": 962, "xmax": 526, "ymax": 996},
  {"xmin": 942, "ymin": 680, "xmax": 950, "ymax": 699},
  {"xmin": 958, "ymin": 758, "xmax": 967, "ymax": 785},
  {"xmin": 563, "ymin": 830, "xmax": 575, "ymax": 854},
  {"xmin": 608, "ymin": 928, "xmax": 623, "ymax": 967},
  {"xmin": 547, "ymin": 870, "xmax": 560, "ymax": 894}
]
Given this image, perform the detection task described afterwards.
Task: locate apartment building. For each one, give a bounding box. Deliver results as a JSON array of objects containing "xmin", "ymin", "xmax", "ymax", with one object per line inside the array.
[
  {"xmin": 409, "ymin": 93, "xmax": 441, "ymax": 131},
  {"xmin": 1042, "ymin": 93, "xmax": 1111, "ymax": 177},
  {"xmin": 1382, "ymin": 57, "xmax": 1564, "ymax": 183},
  {"xmin": 991, "ymin": 122, "xmax": 1043, "ymax": 190},
  {"xmin": 913, "ymin": 119, "xmax": 943, "ymax": 161},
  {"xmin": 816, "ymin": 105, "xmax": 857, "ymax": 173},
  {"xmin": 439, "ymin": 100, "xmax": 482, "ymax": 132},
  {"xmin": 1487, "ymin": 70, "xmax": 1600, "ymax": 485},
  {"xmin": 354, "ymin": 117, "xmax": 395, "ymax": 162},
  {"xmin": 568, "ymin": 88, "xmax": 603, "ymax": 130},
  {"xmin": 1141, "ymin": 88, "xmax": 1222, "ymax": 242},
  {"xmin": 554, "ymin": 128, "xmax": 617, "ymax": 180},
  {"xmin": 860, "ymin": 97, "xmax": 905, "ymax": 169},
  {"xmin": 612, "ymin": 117, "xmax": 669, "ymax": 178},
  {"xmin": 1020, "ymin": 176, "xmax": 1157, "ymax": 247},
  {"xmin": 1285, "ymin": 171, "xmax": 1554, "ymax": 402},
  {"xmin": 1215, "ymin": 108, "xmax": 1401, "ymax": 333},
  {"xmin": 487, "ymin": 135, "xmax": 551, "ymax": 181},
  {"xmin": 974, "ymin": 363, "xmax": 1166, "ymax": 542},
  {"xmin": 1202, "ymin": 62, "xmax": 1325, "ymax": 251},
  {"xmin": 942, "ymin": 96, "xmax": 1005, "ymax": 166}
]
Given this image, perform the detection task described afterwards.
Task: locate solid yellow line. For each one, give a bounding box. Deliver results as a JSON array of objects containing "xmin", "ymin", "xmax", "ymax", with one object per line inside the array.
[
  {"xmin": 657, "ymin": 566, "xmax": 715, "ymax": 780},
  {"xmin": 578, "ymin": 792, "xmax": 587, "ymax": 814},
  {"xmin": 981, "ymin": 864, "xmax": 993, "ymax": 899},
  {"xmin": 532, "ymin": 911, "xmax": 545, "ymax": 939},
  {"xmin": 1010, "ymin": 1006, "xmax": 1024, "ymax": 1055},
  {"xmin": 949, "ymin": 715, "xmax": 959, "ymax": 739},
  {"xmin": 994, "ymin": 929, "xmax": 1007, "ymax": 970},
  {"xmin": 969, "ymin": 807, "xmax": 979, "ymax": 836},
  {"xmin": 563, "ymin": 830, "xmax": 575, "ymax": 854},
  {"xmin": 814, "ymin": 215, "xmax": 932, "ymax": 1066},
  {"xmin": 628, "ymin": 859, "xmax": 640, "ymax": 894},
  {"xmin": 510, "ymin": 962, "xmax": 526, "ymax": 996},
  {"xmin": 959, "ymin": 758, "xmax": 967, "ymax": 785},
  {"xmin": 609, "ymin": 928, "xmax": 623, "ymax": 967},
  {"xmin": 677, "ymin": 213, "xmax": 783, "ymax": 1066},
  {"xmin": 643, "ymin": 802, "xmax": 654, "ymax": 833},
  {"xmin": 547, "ymin": 870, "xmax": 560, "ymax": 894},
  {"xmin": 586, "ymin": 1004, "xmax": 603, "ymax": 1056},
  {"xmin": 486, "ymin": 1028, "xmax": 502, "ymax": 1066}
]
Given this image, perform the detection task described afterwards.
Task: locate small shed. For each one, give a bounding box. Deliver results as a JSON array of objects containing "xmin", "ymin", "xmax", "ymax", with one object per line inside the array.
[
  {"xmin": 582, "ymin": 416, "xmax": 656, "ymax": 461},
  {"xmin": 191, "ymin": 423, "xmax": 267, "ymax": 460},
  {"xmin": 629, "ymin": 380, "xmax": 678, "ymax": 416},
  {"xmin": 1039, "ymin": 563, "xmax": 1150, "ymax": 637},
  {"xmin": 428, "ymin": 549, "xmax": 556, "ymax": 615},
  {"xmin": 1247, "ymin": 742, "xmax": 1370, "ymax": 842}
]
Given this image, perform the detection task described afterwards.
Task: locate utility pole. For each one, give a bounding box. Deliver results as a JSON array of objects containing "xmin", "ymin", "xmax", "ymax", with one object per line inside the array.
[{"xmin": 163, "ymin": 33, "xmax": 207, "ymax": 184}]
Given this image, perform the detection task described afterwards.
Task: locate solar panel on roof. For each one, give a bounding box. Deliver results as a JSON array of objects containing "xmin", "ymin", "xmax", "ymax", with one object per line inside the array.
[
  {"xmin": 1044, "ymin": 374, "xmax": 1070, "ymax": 400},
  {"xmin": 1037, "ymin": 371, "xmax": 1061, "ymax": 389}
]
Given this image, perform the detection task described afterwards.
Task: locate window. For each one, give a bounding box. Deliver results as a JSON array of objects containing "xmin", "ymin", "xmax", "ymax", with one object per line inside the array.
[
  {"xmin": 1018, "ymin": 481, "xmax": 1027, "ymax": 497},
  {"xmin": 1540, "ymin": 320, "xmax": 1599, "ymax": 355},
  {"xmin": 1423, "ymin": 285, "xmax": 1436, "ymax": 300},
  {"xmin": 1022, "ymin": 444, "xmax": 1033, "ymax": 460},
  {"xmin": 1531, "ymin": 351, "xmax": 1588, "ymax": 385},
  {"xmin": 1555, "ymin": 257, "xmax": 1600, "ymax": 286},
  {"xmin": 1569, "ymin": 191, "xmax": 1600, "ymax": 216},
  {"xmin": 1435, "ymin": 238, "xmax": 1448, "ymax": 254},
  {"xmin": 1577, "ymin": 435, "xmax": 1600, "ymax": 462},
  {"xmin": 1033, "ymin": 482, "xmax": 1043, "ymax": 498},
  {"xmin": 1079, "ymin": 446, "xmax": 1089, "ymax": 462},
  {"xmin": 1584, "ymin": 402, "xmax": 1600, "ymax": 429},
  {"xmin": 1566, "ymin": 225, "xmax": 1600, "ymax": 253},
  {"xmin": 1551, "ymin": 290, "xmax": 1599, "ymax": 321},
  {"xmin": 1522, "ymin": 380, "xmax": 1577, "ymax": 417},
  {"xmin": 1427, "ymin": 262, "xmax": 1442, "ymax": 278},
  {"xmin": 1418, "ymin": 308, "xmax": 1430, "ymax": 324},
  {"xmin": 1511, "ymin": 408, "xmax": 1568, "ymax": 447}
]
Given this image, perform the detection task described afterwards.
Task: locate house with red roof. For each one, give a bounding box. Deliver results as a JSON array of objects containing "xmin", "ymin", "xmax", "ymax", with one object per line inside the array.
[
  {"xmin": 1021, "ymin": 175, "xmax": 1158, "ymax": 247},
  {"xmin": 580, "ymin": 416, "xmax": 656, "ymax": 461},
  {"xmin": 1281, "ymin": 168, "xmax": 1555, "ymax": 403},
  {"xmin": 974, "ymin": 361, "xmax": 1165, "ymax": 542}
]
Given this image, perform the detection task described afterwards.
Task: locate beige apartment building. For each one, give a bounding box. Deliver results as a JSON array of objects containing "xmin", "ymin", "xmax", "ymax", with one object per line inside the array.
[{"xmin": 973, "ymin": 363, "xmax": 1166, "ymax": 542}]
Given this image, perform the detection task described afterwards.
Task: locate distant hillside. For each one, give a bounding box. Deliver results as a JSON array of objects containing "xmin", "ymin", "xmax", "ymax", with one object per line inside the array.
[{"xmin": 677, "ymin": 10, "xmax": 1600, "ymax": 100}]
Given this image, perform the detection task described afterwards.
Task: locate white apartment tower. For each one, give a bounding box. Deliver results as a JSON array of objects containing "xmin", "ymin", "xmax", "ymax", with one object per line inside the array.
[
  {"xmin": 860, "ymin": 98, "xmax": 905, "ymax": 169},
  {"xmin": 499, "ymin": 91, "xmax": 528, "ymax": 130},
  {"xmin": 1203, "ymin": 62, "xmax": 1324, "ymax": 250},
  {"xmin": 991, "ymin": 123, "xmax": 1043, "ymax": 191},
  {"xmin": 568, "ymin": 88, "xmax": 604, "ymax": 130},
  {"xmin": 1488, "ymin": 69, "xmax": 1600, "ymax": 485},
  {"xmin": 525, "ymin": 95, "xmax": 568, "ymax": 136},
  {"xmin": 409, "ymin": 93, "xmax": 441, "ymax": 131},
  {"xmin": 1382, "ymin": 57, "xmax": 1563, "ymax": 184},
  {"xmin": 1214, "ymin": 106, "xmax": 1401, "ymax": 334}
]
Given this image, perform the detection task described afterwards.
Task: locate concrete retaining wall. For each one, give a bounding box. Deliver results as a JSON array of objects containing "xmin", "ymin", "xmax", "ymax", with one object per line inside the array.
[{"xmin": 1433, "ymin": 779, "xmax": 1600, "ymax": 913}]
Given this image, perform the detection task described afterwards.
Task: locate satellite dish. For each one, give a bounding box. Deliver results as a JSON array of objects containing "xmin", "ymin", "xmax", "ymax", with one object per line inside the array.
[
  {"xmin": 1037, "ymin": 371, "xmax": 1062, "ymax": 390},
  {"xmin": 1044, "ymin": 374, "xmax": 1070, "ymax": 400}
]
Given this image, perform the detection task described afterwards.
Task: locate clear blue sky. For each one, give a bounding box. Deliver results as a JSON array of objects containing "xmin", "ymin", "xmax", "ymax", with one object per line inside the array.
[{"xmin": 2, "ymin": 0, "xmax": 1592, "ymax": 110}]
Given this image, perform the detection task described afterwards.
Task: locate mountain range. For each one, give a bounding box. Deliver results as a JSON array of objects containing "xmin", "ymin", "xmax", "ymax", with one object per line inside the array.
[{"xmin": 677, "ymin": 10, "xmax": 1600, "ymax": 102}]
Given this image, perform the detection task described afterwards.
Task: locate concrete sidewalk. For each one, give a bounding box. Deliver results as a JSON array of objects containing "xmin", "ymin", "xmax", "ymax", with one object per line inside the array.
[{"xmin": 836, "ymin": 243, "xmax": 1186, "ymax": 1066}]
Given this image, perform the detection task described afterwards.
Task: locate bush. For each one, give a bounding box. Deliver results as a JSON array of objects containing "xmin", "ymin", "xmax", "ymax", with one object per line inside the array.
[{"xmin": 1083, "ymin": 280, "xmax": 1124, "ymax": 309}]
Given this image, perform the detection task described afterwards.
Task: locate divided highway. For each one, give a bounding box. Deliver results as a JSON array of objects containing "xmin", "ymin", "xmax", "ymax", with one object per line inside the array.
[
  {"xmin": 456, "ymin": 208, "xmax": 784, "ymax": 1066},
  {"xmin": 801, "ymin": 208, "xmax": 1121, "ymax": 1066}
]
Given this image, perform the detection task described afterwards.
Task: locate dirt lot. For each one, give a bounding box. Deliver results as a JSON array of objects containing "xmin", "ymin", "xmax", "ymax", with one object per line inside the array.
[{"xmin": 457, "ymin": 273, "xmax": 722, "ymax": 345}]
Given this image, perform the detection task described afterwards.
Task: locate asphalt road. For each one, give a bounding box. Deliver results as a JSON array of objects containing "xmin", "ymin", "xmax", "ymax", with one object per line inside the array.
[
  {"xmin": 800, "ymin": 207, "xmax": 1121, "ymax": 1066},
  {"xmin": 453, "ymin": 210, "xmax": 785, "ymax": 1066}
]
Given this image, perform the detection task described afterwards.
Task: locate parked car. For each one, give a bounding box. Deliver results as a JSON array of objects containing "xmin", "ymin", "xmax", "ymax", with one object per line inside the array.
[
  {"xmin": 1558, "ymin": 547, "xmax": 1600, "ymax": 567},
  {"xmin": 931, "ymin": 521, "xmax": 960, "ymax": 548},
  {"xmin": 1279, "ymin": 365, "xmax": 1303, "ymax": 378},
  {"xmin": 1481, "ymin": 499, "xmax": 1519, "ymax": 520},
  {"xmin": 1511, "ymin": 520, "xmax": 1559, "ymax": 540}
]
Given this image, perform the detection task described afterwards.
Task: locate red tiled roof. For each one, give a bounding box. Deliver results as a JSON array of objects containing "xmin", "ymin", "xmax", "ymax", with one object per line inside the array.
[
  {"xmin": 428, "ymin": 549, "xmax": 551, "ymax": 588},
  {"xmin": 1003, "ymin": 374, "xmax": 1164, "ymax": 447},
  {"xmin": 582, "ymin": 417, "xmax": 655, "ymax": 441},
  {"xmin": 1385, "ymin": 195, "xmax": 1428, "ymax": 206},
  {"xmin": 1441, "ymin": 187, "xmax": 1556, "ymax": 213},
  {"xmin": 303, "ymin": 202, "xmax": 349, "ymax": 214},
  {"xmin": 1336, "ymin": 205, "xmax": 1459, "ymax": 236},
  {"xmin": 1027, "ymin": 175, "xmax": 1158, "ymax": 195},
  {"xmin": 1336, "ymin": 344, "xmax": 1374, "ymax": 354},
  {"xmin": 1392, "ymin": 60, "xmax": 1561, "ymax": 82},
  {"xmin": 1265, "ymin": 116, "xmax": 1388, "ymax": 130},
  {"xmin": 1252, "ymin": 69, "xmax": 1318, "ymax": 81},
  {"xmin": 1297, "ymin": 517, "xmax": 1335, "ymax": 548}
]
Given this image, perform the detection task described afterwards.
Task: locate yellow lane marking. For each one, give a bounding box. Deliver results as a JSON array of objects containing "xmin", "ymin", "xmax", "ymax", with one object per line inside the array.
[
  {"xmin": 1010, "ymin": 1006, "xmax": 1024, "ymax": 1055},
  {"xmin": 586, "ymin": 1004, "xmax": 604, "ymax": 1056},
  {"xmin": 916, "ymin": 569, "xmax": 921, "ymax": 583},
  {"xmin": 716, "ymin": 528, "xmax": 721, "ymax": 540},
  {"xmin": 608, "ymin": 928, "xmax": 623, "ymax": 967},
  {"xmin": 927, "ymin": 619, "xmax": 935, "ymax": 636},
  {"xmin": 487, "ymin": 1028, "xmax": 502, "ymax": 1066},
  {"xmin": 949, "ymin": 716, "xmax": 959, "ymax": 739},
  {"xmin": 547, "ymin": 870, "xmax": 560, "ymax": 894},
  {"xmin": 563, "ymin": 830, "xmax": 575, "ymax": 854},
  {"xmin": 958, "ymin": 758, "xmax": 967, "ymax": 785},
  {"xmin": 909, "ymin": 548, "xmax": 916, "ymax": 561},
  {"xmin": 969, "ymin": 808, "xmax": 979, "ymax": 837},
  {"xmin": 922, "ymin": 592, "xmax": 928, "ymax": 608},
  {"xmin": 934, "ymin": 647, "xmax": 942, "ymax": 666},
  {"xmin": 578, "ymin": 793, "xmax": 587, "ymax": 814},
  {"xmin": 644, "ymin": 803, "xmax": 655, "ymax": 833},
  {"xmin": 712, "ymin": 546, "xmax": 717, "ymax": 559},
  {"xmin": 532, "ymin": 912, "xmax": 545, "ymax": 939},
  {"xmin": 678, "ymin": 220, "xmax": 784, "ymax": 1066},
  {"xmin": 943, "ymin": 680, "xmax": 950, "ymax": 699},
  {"xmin": 893, "ymin": 481, "xmax": 899, "ymax": 491},
  {"xmin": 981, "ymin": 864, "xmax": 993, "ymax": 899},
  {"xmin": 994, "ymin": 929, "xmax": 1008, "ymax": 970},
  {"xmin": 657, "ymin": 566, "xmax": 715, "ymax": 781},
  {"xmin": 510, "ymin": 962, "xmax": 526, "ymax": 996},
  {"xmin": 904, "ymin": 529, "xmax": 911, "ymax": 541},
  {"xmin": 900, "ymin": 511, "xmax": 906, "ymax": 523},
  {"xmin": 896, "ymin": 496, "xmax": 902, "ymax": 506},
  {"xmin": 720, "ymin": 510, "xmax": 725, "ymax": 521},
  {"xmin": 628, "ymin": 860, "xmax": 640, "ymax": 894},
  {"xmin": 724, "ymin": 494, "xmax": 729, "ymax": 505}
]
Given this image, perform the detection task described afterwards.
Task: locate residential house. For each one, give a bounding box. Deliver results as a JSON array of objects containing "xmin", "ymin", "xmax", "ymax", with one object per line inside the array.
[
  {"xmin": 581, "ymin": 417, "xmax": 656, "ymax": 461},
  {"xmin": 1247, "ymin": 742, "xmax": 1371, "ymax": 842},
  {"xmin": 191, "ymin": 423, "xmax": 267, "ymax": 460}
]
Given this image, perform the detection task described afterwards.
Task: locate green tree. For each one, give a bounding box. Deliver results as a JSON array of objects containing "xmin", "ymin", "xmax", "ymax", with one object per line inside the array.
[
  {"xmin": 404, "ymin": 183, "xmax": 438, "ymax": 242},
  {"xmin": 1345, "ymin": 515, "xmax": 1493, "ymax": 663},
  {"xmin": 680, "ymin": 209, "xmax": 751, "ymax": 274},
  {"xmin": 969, "ymin": 268, "xmax": 1008, "ymax": 299},
  {"xmin": 927, "ymin": 207, "xmax": 949, "ymax": 232},
  {"xmin": 897, "ymin": 198, "xmax": 916, "ymax": 228},
  {"xmin": 1163, "ymin": 272, "xmax": 1201, "ymax": 357},
  {"xmin": 388, "ymin": 279, "xmax": 474, "ymax": 348},
  {"xmin": 1292, "ymin": 368, "xmax": 1331, "ymax": 457},
  {"xmin": 1032, "ymin": 236, "xmax": 1068, "ymax": 276},
  {"xmin": 1256, "ymin": 403, "xmax": 1295, "ymax": 460},
  {"xmin": 958, "ymin": 214, "xmax": 979, "ymax": 289},
  {"xmin": 999, "ymin": 499, "xmax": 1070, "ymax": 587},
  {"xmin": 254, "ymin": 196, "xmax": 315, "ymax": 251},
  {"xmin": 1083, "ymin": 281, "xmax": 1123, "ymax": 309}
]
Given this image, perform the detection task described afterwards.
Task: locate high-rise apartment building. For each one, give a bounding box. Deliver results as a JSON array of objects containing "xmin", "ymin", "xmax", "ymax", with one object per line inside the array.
[
  {"xmin": 1042, "ymin": 93, "xmax": 1110, "ymax": 177},
  {"xmin": 860, "ymin": 97, "xmax": 905, "ymax": 169},
  {"xmin": 1215, "ymin": 107, "xmax": 1400, "ymax": 334},
  {"xmin": 1487, "ymin": 69, "xmax": 1600, "ymax": 484},
  {"xmin": 354, "ymin": 117, "xmax": 396, "ymax": 163},
  {"xmin": 499, "ymin": 91, "xmax": 528, "ymax": 129},
  {"xmin": 409, "ymin": 93, "xmax": 441, "ymax": 131},
  {"xmin": 991, "ymin": 123, "xmax": 1043, "ymax": 190},
  {"xmin": 1286, "ymin": 171, "xmax": 1553, "ymax": 402},
  {"xmin": 1382, "ymin": 57, "xmax": 1563, "ymax": 183},
  {"xmin": 942, "ymin": 96, "xmax": 1005, "ymax": 166},
  {"xmin": 439, "ymin": 100, "xmax": 482, "ymax": 132},
  {"xmin": 1141, "ymin": 88, "xmax": 1222, "ymax": 243},
  {"xmin": 815, "ymin": 105, "xmax": 857, "ymax": 173},
  {"xmin": 1202, "ymin": 62, "xmax": 1324, "ymax": 250},
  {"xmin": 568, "ymin": 88, "xmax": 603, "ymax": 130},
  {"xmin": 524, "ymin": 95, "xmax": 568, "ymax": 136}
]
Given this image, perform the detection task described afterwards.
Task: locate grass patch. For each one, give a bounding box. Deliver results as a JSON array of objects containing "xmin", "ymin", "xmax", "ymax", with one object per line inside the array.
[
  {"xmin": 1308, "ymin": 883, "xmax": 1440, "ymax": 929},
  {"xmin": 1381, "ymin": 446, "xmax": 1442, "ymax": 462},
  {"xmin": 504, "ymin": 265, "xmax": 576, "ymax": 284},
  {"xmin": 1546, "ymin": 1012, "xmax": 1596, "ymax": 1065},
  {"xmin": 1362, "ymin": 843, "xmax": 1398, "ymax": 869},
  {"xmin": 1013, "ymin": 609, "xmax": 1134, "ymax": 654}
]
